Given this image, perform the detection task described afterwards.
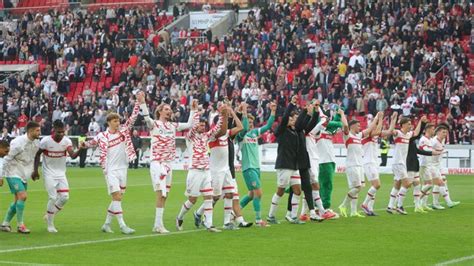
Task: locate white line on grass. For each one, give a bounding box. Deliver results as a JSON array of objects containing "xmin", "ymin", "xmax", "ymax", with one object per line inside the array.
[
  {"xmin": 435, "ymin": 255, "xmax": 474, "ymax": 265},
  {"xmin": 0, "ymin": 229, "xmax": 203, "ymax": 254},
  {"xmin": 0, "ymin": 260, "xmax": 58, "ymax": 265}
]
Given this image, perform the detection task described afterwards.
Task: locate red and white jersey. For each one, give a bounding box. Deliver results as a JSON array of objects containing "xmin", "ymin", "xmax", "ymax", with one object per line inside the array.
[
  {"xmin": 430, "ymin": 137, "xmax": 445, "ymax": 167},
  {"xmin": 85, "ymin": 101, "xmax": 140, "ymax": 172},
  {"xmin": 418, "ymin": 135, "xmax": 433, "ymax": 166},
  {"xmin": 99, "ymin": 131, "xmax": 128, "ymax": 170},
  {"xmin": 306, "ymin": 118, "xmax": 327, "ymax": 161},
  {"xmin": 143, "ymin": 104, "xmax": 196, "ymax": 162},
  {"xmin": 344, "ymin": 131, "xmax": 363, "ymax": 167},
  {"xmin": 186, "ymin": 116, "xmax": 223, "ymax": 170},
  {"xmin": 317, "ymin": 130, "xmax": 336, "ymax": 164},
  {"xmin": 40, "ymin": 136, "xmax": 72, "ymax": 179},
  {"xmin": 209, "ymin": 130, "xmax": 230, "ymax": 172},
  {"xmin": 362, "ymin": 136, "xmax": 379, "ymax": 165},
  {"xmin": 392, "ymin": 130, "xmax": 412, "ymax": 165}
]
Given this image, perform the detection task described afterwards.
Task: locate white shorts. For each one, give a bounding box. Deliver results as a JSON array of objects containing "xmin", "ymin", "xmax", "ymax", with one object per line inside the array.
[
  {"xmin": 44, "ymin": 177, "xmax": 69, "ymax": 199},
  {"xmin": 346, "ymin": 166, "xmax": 364, "ymax": 188},
  {"xmin": 309, "ymin": 159, "xmax": 320, "ymax": 184},
  {"xmin": 276, "ymin": 169, "xmax": 301, "ymax": 188},
  {"xmin": 106, "ymin": 168, "xmax": 127, "ymax": 195},
  {"xmin": 420, "ymin": 166, "xmax": 432, "ymax": 181},
  {"xmin": 150, "ymin": 161, "xmax": 173, "ymax": 197},
  {"xmin": 407, "ymin": 171, "xmax": 419, "ymax": 182},
  {"xmin": 185, "ymin": 169, "xmax": 213, "ymax": 197},
  {"xmin": 363, "ymin": 163, "xmax": 380, "ymax": 182},
  {"xmin": 210, "ymin": 169, "xmax": 236, "ymax": 196},
  {"xmin": 392, "ymin": 164, "xmax": 408, "ymax": 181},
  {"xmin": 421, "ymin": 166, "xmax": 441, "ymax": 181}
]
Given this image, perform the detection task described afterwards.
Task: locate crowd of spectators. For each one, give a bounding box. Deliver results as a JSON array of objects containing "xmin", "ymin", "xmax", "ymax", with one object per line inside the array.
[{"xmin": 0, "ymin": 1, "xmax": 473, "ymax": 144}]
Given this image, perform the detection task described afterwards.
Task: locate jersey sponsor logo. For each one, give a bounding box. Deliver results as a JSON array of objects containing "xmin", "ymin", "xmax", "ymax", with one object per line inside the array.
[
  {"xmin": 243, "ymin": 137, "xmax": 258, "ymax": 144},
  {"xmin": 345, "ymin": 137, "xmax": 362, "ymax": 147},
  {"xmin": 394, "ymin": 137, "xmax": 409, "ymax": 144},
  {"xmin": 319, "ymin": 133, "xmax": 333, "ymax": 141},
  {"xmin": 157, "ymin": 128, "xmax": 175, "ymax": 137},
  {"xmin": 208, "ymin": 139, "xmax": 228, "ymax": 149},
  {"xmin": 108, "ymin": 135, "xmax": 126, "ymax": 148},
  {"xmin": 44, "ymin": 150, "xmax": 67, "ymax": 158}
]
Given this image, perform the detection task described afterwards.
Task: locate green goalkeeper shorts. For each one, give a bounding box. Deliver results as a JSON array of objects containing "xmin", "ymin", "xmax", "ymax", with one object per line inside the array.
[
  {"xmin": 6, "ymin": 177, "xmax": 27, "ymax": 194},
  {"xmin": 243, "ymin": 168, "xmax": 261, "ymax": 191}
]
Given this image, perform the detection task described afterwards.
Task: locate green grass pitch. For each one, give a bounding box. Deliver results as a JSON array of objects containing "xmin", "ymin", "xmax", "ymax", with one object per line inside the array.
[{"xmin": 0, "ymin": 168, "xmax": 473, "ymax": 265}]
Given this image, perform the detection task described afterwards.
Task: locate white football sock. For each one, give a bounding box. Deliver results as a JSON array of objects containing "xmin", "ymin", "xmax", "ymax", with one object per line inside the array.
[
  {"xmin": 420, "ymin": 184, "xmax": 432, "ymax": 206},
  {"xmin": 203, "ymin": 199, "xmax": 213, "ymax": 228},
  {"xmin": 433, "ymin": 185, "xmax": 440, "ymax": 205},
  {"xmin": 177, "ymin": 200, "xmax": 194, "ymax": 220},
  {"xmin": 397, "ymin": 187, "xmax": 408, "ymax": 208},
  {"xmin": 268, "ymin": 193, "xmax": 281, "ymax": 218},
  {"xmin": 112, "ymin": 201, "xmax": 126, "ymax": 228},
  {"xmin": 155, "ymin": 207, "xmax": 164, "ymax": 228},
  {"xmin": 413, "ymin": 184, "xmax": 421, "ymax": 208},
  {"xmin": 300, "ymin": 199, "xmax": 308, "ymax": 216},
  {"xmin": 105, "ymin": 201, "xmax": 114, "ymax": 225},
  {"xmin": 223, "ymin": 198, "xmax": 233, "ymax": 224},
  {"xmin": 363, "ymin": 186, "xmax": 377, "ymax": 207},
  {"xmin": 388, "ymin": 188, "xmax": 399, "ymax": 209},
  {"xmin": 439, "ymin": 186, "xmax": 452, "ymax": 205},
  {"xmin": 290, "ymin": 194, "xmax": 300, "ymax": 218},
  {"xmin": 313, "ymin": 190, "xmax": 325, "ymax": 214}
]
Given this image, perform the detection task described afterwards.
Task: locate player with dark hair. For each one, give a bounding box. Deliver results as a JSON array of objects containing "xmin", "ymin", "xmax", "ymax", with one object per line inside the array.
[
  {"xmin": 33, "ymin": 120, "xmax": 81, "ymax": 233},
  {"xmin": 1, "ymin": 121, "xmax": 41, "ymax": 234}
]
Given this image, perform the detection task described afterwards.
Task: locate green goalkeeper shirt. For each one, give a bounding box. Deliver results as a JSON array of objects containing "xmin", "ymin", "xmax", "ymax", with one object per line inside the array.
[{"xmin": 237, "ymin": 115, "xmax": 275, "ymax": 171}]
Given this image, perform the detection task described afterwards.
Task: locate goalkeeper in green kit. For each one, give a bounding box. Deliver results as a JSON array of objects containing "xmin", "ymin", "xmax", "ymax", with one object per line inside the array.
[{"xmin": 237, "ymin": 102, "xmax": 276, "ymax": 227}]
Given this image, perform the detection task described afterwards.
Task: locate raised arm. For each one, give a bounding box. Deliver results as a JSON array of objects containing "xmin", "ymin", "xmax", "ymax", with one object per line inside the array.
[
  {"xmin": 305, "ymin": 102, "xmax": 320, "ymax": 133},
  {"xmin": 381, "ymin": 112, "xmax": 398, "ymax": 137},
  {"xmin": 413, "ymin": 115, "xmax": 427, "ymax": 138},
  {"xmin": 276, "ymin": 96, "xmax": 297, "ymax": 136},
  {"xmin": 124, "ymin": 91, "xmax": 145, "ymax": 130},
  {"xmin": 295, "ymin": 106, "xmax": 310, "ymax": 132},
  {"xmin": 177, "ymin": 99, "xmax": 199, "ymax": 131},
  {"xmin": 140, "ymin": 101, "xmax": 155, "ymax": 129},
  {"xmin": 213, "ymin": 106, "xmax": 229, "ymax": 138},
  {"xmin": 340, "ymin": 109, "xmax": 349, "ymax": 135},
  {"xmin": 259, "ymin": 102, "xmax": 277, "ymax": 134},
  {"xmin": 229, "ymin": 107, "xmax": 244, "ymax": 137},
  {"xmin": 372, "ymin": 113, "xmax": 384, "ymax": 137},
  {"xmin": 362, "ymin": 112, "xmax": 382, "ymax": 138}
]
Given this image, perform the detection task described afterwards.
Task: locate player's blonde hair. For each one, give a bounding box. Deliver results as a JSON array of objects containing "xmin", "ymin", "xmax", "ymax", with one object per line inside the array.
[
  {"xmin": 155, "ymin": 103, "xmax": 171, "ymax": 119},
  {"xmin": 106, "ymin": 113, "xmax": 121, "ymax": 123}
]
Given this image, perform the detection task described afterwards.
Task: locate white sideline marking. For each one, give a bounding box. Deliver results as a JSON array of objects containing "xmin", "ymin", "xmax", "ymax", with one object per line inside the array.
[
  {"xmin": 0, "ymin": 229, "xmax": 203, "ymax": 254},
  {"xmin": 0, "ymin": 260, "xmax": 57, "ymax": 265},
  {"xmin": 435, "ymin": 255, "xmax": 474, "ymax": 265}
]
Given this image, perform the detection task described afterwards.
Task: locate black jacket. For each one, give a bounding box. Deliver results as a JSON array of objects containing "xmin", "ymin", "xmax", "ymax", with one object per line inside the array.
[
  {"xmin": 407, "ymin": 122, "xmax": 432, "ymax": 172},
  {"xmin": 275, "ymin": 103, "xmax": 318, "ymax": 170}
]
